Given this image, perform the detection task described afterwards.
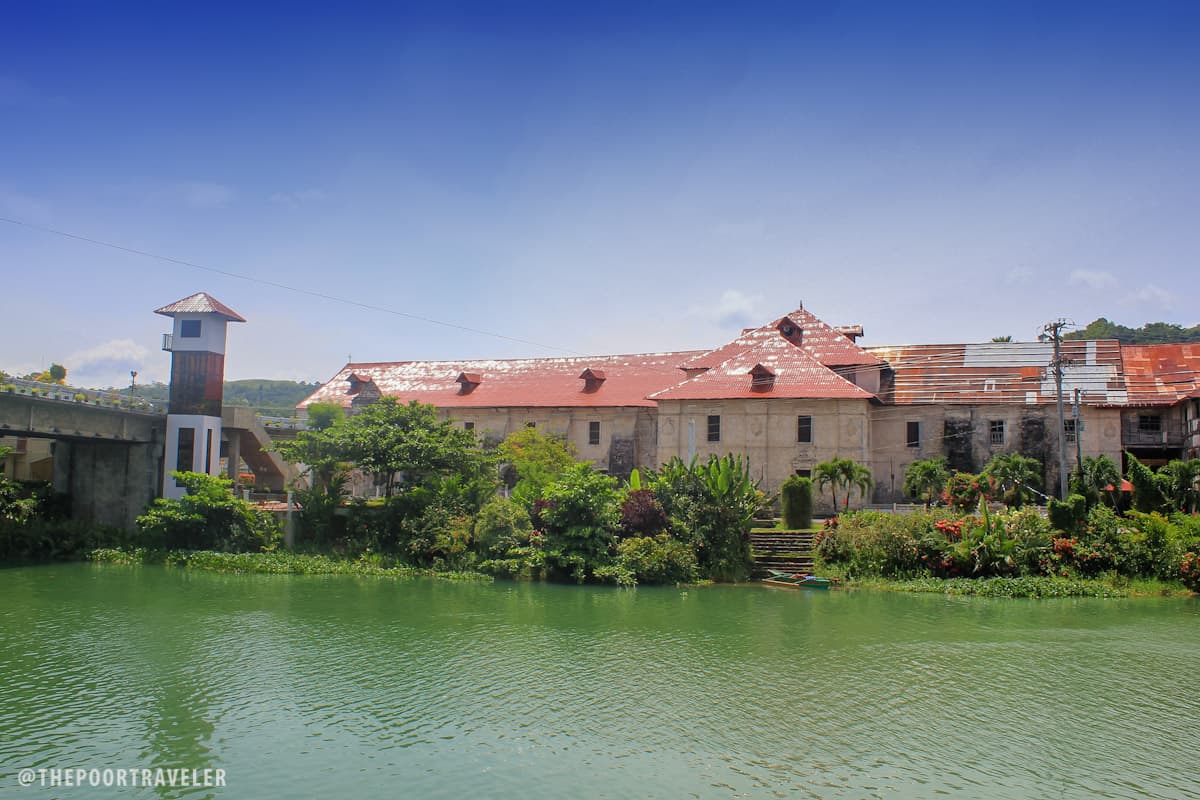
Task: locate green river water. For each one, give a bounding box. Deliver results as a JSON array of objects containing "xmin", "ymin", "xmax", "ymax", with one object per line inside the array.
[{"xmin": 1, "ymin": 564, "xmax": 1197, "ymax": 799}]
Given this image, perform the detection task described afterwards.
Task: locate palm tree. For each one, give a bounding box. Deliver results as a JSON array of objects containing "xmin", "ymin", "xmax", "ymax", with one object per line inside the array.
[
  {"xmin": 1080, "ymin": 454, "xmax": 1121, "ymax": 508},
  {"xmin": 815, "ymin": 456, "xmax": 875, "ymax": 512},
  {"xmin": 1159, "ymin": 458, "xmax": 1200, "ymax": 513},
  {"xmin": 982, "ymin": 452, "xmax": 1042, "ymax": 507},
  {"xmin": 903, "ymin": 457, "xmax": 949, "ymax": 509}
]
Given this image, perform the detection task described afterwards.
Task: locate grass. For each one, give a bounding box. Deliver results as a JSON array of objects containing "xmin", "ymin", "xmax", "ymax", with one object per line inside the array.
[
  {"xmin": 89, "ymin": 548, "xmax": 492, "ymax": 582},
  {"xmin": 811, "ymin": 565, "xmax": 1192, "ymax": 599}
]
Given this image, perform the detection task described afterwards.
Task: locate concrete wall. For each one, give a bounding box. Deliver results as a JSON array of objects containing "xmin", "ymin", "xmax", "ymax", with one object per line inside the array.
[
  {"xmin": 867, "ymin": 403, "xmax": 1124, "ymax": 503},
  {"xmin": 656, "ymin": 397, "xmax": 872, "ymax": 513},
  {"xmin": 52, "ymin": 438, "xmax": 163, "ymax": 530},
  {"xmin": 440, "ymin": 406, "xmax": 655, "ymax": 476}
]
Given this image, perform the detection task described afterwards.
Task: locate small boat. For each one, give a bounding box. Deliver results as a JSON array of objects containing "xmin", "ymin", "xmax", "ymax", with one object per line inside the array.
[{"xmin": 762, "ymin": 570, "xmax": 837, "ymax": 590}]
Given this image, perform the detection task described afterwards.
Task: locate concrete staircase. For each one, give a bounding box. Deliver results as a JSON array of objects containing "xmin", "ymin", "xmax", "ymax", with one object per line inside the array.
[{"xmin": 750, "ymin": 529, "xmax": 816, "ymax": 579}]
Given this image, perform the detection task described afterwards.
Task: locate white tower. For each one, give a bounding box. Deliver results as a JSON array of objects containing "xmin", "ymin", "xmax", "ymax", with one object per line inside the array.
[{"xmin": 156, "ymin": 293, "xmax": 246, "ymax": 499}]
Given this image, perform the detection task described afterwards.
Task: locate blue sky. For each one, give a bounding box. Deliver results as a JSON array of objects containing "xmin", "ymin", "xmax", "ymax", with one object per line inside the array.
[{"xmin": 2, "ymin": 0, "xmax": 1197, "ymax": 389}]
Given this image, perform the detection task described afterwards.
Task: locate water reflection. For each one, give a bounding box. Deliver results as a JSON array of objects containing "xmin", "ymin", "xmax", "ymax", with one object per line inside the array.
[{"xmin": 0, "ymin": 565, "xmax": 1197, "ymax": 799}]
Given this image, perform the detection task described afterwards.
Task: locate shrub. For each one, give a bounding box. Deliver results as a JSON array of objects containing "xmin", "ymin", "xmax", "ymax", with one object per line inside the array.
[
  {"xmin": 1048, "ymin": 493, "xmax": 1088, "ymax": 534},
  {"xmin": 1180, "ymin": 552, "xmax": 1200, "ymax": 592},
  {"xmin": 473, "ymin": 497, "xmax": 533, "ymax": 557},
  {"xmin": 596, "ymin": 534, "xmax": 699, "ymax": 586},
  {"xmin": 136, "ymin": 471, "xmax": 281, "ymax": 552},
  {"xmin": 781, "ymin": 475, "xmax": 813, "ymax": 529},
  {"xmin": 941, "ymin": 472, "xmax": 995, "ymax": 512},
  {"xmin": 619, "ymin": 489, "xmax": 668, "ymax": 537},
  {"xmin": 540, "ymin": 463, "xmax": 622, "ymax": 582}
]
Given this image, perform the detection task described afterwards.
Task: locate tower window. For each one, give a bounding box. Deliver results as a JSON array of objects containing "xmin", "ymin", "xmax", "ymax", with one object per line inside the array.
[{"xmin": 180, "ymin": 320, "xmax": 202, "ymax": 338}]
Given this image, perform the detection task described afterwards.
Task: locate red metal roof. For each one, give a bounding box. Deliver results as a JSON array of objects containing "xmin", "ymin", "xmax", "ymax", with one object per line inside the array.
[
  {"xmin": 868, "ymin": 340, "xmax": 1128, "ymax": 405},
  {"xmin": 651, "ymin": 337, "xmax": 874, "ymax": 401},
  {"xmin": 1120, "ymin": 344, "xmax": 1200, "ymax": 406},
  {"xmin": 299, "ymin": 351, "xmax": 704, "ymax": 410},
  {"xmin": 154, "ymin": 292, "xmax": 246, "ymax": 322},
  {"xmin": 680, "ymin": 306, "xmax": 881, "ymax": 370}
]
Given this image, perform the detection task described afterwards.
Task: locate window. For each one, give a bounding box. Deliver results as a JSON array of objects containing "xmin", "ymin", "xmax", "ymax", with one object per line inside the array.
[
  {"xmin": 797, "ymin": 415, "xmax": 812, "ymax": 443},
  {"xmin": 794, "ymin": 468, "xmax": 811, "ymax": 479},
  {"xmin": 176, "ymin": 427, "xmax": 195, "ymax": 473},
  {"xmin": 1138, "ymin": 415, "xmax": 1162, "ymax": 433},
  {"xmin": 525, "ymin": 421, "xmax": 536, "ymax": 429},
  {"xmin": 1064, "ymin": 419, "xmax": 1077, "ymax": 444},
  {"xmin": 588, "ymin": 421, "xmax": 601, "ymax": 446},
  {"xmin": 906, "ymin": 421, "xmax": 921, "ymax": 448},
  {"xmin": 990, "ymin": 420, "xmax": 1005, "ymax": 445},
  {"xmin": 180, "ymin": 319, "xmax": 201, "ymax": 338},
  {"xmin": 463, "ymin": 421, "xmax": 475, "ymax": 431},
  {"xmin": 707, "ymin": 415, "xmax": 721, "ymax": 442}
]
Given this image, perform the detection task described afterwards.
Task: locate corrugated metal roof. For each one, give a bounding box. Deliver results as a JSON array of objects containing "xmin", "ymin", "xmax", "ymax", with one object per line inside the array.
[
  {"xmin": 298, "ymin": 351, "xmax": 704, "ymax": 410},
  {"xmin": 868, "ymin": 340, "xmax": 1128, "ymax": 405},
  {"xmin": 1120, "ymin": 344, "xmax": 1200, "ymax": 406},
  {"xmin": 651, "ymin": 336, "xmax": 874, "ymax": 401},
  {"xmin": 154, "ymin": 292, "xmax": 247, "ymax": 322}
]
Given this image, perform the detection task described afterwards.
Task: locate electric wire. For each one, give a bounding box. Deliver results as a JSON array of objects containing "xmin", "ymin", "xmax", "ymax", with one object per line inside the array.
[{"xmin": 0, "ymin": 215, "xmax": 585, "ymax": 356}]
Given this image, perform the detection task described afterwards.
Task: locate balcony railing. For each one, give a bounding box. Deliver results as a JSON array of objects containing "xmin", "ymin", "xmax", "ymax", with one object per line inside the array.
[
  {"xmin": 161, "ymin": 333, "xmax": 173, "ymax": 352},
  {"xmin": 1122, "ymin": 421, "xmax": 1186, "ymax": 448}
]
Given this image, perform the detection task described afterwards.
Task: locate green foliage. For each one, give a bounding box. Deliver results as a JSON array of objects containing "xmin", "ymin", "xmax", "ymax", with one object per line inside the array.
[
  {"xmin": 982, "ymin": 452, "xmax": 1042, "ymax": 508},
  {"xmin": 781, "ymin": 475, "xmax": 813, "ymax": 528},
  {"xmin": 540, "ymin": 463, "xmax": 621, "ymax": 582},
  {"xmin": 1048, "ymin": 493, "xmax": 1088, "ymax": 534},
  {"xmin": 1079, "ymin": 454, "xmax": 1122, "ymax": 508},
  {"xmin": 1157, "ymin": 458, "xmax": 1200, "ymax": 514},
  {"xmin": 1126, "ymin": 453, "xmax": 1166, "ymax": 513},
  {"xmin": 903, "ymin": 457, "xmax": 949, "ymax": 509},
  {"xmin": 292, "ymin": 471, "xmax": 347, "ymax": 548},
  {"xmin": 305, "ymin": 402, "xmax": 345, "ymax": 431},
  {"xmin": 595, "ymin": 535, "xmax": 699, "ymax": 586},
  {"xmin": 1065, "ymin": 317, "xmax": 1200, "ymax": 344},
  {"xmin": 498, "ymin": 428, "xmax": 576, "ymax": 507},
  {"xmin": 814, "ymin": 456, "xmax": 873, "ymax": 511},
  {"xmin": 941, "ymin": 472, "xmax": 996, "ymax": 511},
  {"xmin": 136, "ymin": 472, "xmax": 281, "ymax": 552},
  {"xmin": 473, "ymin": 497, "xmax": 533, "ymax": 557}
]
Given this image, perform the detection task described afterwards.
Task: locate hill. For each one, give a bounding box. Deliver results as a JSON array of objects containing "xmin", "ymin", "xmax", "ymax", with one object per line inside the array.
[
  {"xmin": 121, "ymin": 379, "xmax": 320, "ymax": 417},
  {"xmin": 1064, "ymin": 318, "xmax": 1200, "ymax": 344}
]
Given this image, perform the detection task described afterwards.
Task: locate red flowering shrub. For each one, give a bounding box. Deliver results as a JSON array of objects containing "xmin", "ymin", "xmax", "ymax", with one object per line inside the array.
[
  {"xmin": 619, "ymin": 489, "xmax": 668, "ymax": 537},
  {"xmin": 1180, "ymin": 552, "xmax": 1200, "ymax": 592},
  {"xmin": 941, "ymin": 473, "xmax": 996, "ymax": 512}
]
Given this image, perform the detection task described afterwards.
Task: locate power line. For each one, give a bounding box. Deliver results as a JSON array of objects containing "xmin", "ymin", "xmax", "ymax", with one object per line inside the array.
[{"xmin": 0, "ymin": 214, "xmax": 584, "ymax": 356}]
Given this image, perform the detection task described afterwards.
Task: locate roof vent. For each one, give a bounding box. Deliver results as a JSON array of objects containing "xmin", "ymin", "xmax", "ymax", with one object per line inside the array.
[
  {"xmin": 749, "ymin": 363, "xmax": 776, "ymax": 392},
  {"xmin": 579, "ymin": 368, "xmax": 607, "ymax": 393},
  {"xmin": 456, "ymin": 372, "xmax": 482, "ymax": 394}
]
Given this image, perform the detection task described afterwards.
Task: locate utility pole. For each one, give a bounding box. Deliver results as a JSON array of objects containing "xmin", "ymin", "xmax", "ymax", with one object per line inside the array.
[
  {"xmin": 1073, "ymin": 387, "xmax": 1083, "ymax": 474},
  {"xmin": 1042, "ymin": 319, "xmax": 1072, "ymax": 500}
]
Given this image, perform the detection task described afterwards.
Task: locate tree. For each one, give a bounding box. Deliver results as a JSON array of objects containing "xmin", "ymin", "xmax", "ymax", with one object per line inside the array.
[
  {"xmin": 47, "ymin": 363, "xmax": 67, "ymax": 383},
  {"xmin": 814, "ymin": 456, "xmax": 874, "ymax": 512},
  {"xmin": 781, "ymin": 475, "xmax": 813, "ymax": 528},
  {"xmin": 497, "ymin": 427, "xmax": 576, "ymax": 507},
  {"xmin": 903, "ymin": 457, "xmax": 949, "ymax": 509},
  {"xmin": 342, "ymin": 398, "xmax": 488, "ymax": 497},
  {"xmin": 982, "ymin": 452, "xmax": 1042, "ymax": 508},
  {"xmin": 305, "ymin": 402, "xmax": 345, "ymax": 431},
  {"xmin": 1158, "ymin": 458, "xmax": 1200, "ymax": 514},
  {"xmin": 1079, "ymin": 454, "xmax": 1121, "ymax": 508}
]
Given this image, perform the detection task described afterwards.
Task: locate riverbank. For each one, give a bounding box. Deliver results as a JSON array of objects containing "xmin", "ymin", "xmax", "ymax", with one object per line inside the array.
[
  {"xmin": 819, "ymin": 570, "xmax": 1192, "ymax": 599},
  {"xmin": 89, "ymin": 548, "xmax": 492, "ymax": 581}
]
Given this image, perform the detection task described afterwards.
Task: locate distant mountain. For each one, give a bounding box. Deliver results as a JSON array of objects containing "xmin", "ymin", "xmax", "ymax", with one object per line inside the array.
[
  {"xmin": 1064, "ymin": 318, "xmax": 1200, "ymax": 344},
  {"xmin": 115, "ymin": 379, "xmax": 320, "ymax": 416}
]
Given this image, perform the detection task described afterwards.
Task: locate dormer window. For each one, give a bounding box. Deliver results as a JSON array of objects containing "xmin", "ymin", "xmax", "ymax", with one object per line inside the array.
[
  {"xmin": 749, "ymin": 363, "xmax": 776, "ymax": 392},
  {"xmin": 456, "ymin": 372, "xmax": 482, "ymax": 394},
  {"xmin": 777, "ymin": 317, "xmax": 803, "ymax": 345},
  {"xmin": 580, "ymin": 368, "xmax": 606, "ymax": 393},
  {"xmin": 347, "ymin": 373, "xmax": 369, "ymax": 395}
]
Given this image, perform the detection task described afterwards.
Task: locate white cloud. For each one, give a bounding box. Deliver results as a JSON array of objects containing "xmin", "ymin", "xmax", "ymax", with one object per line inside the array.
[
  {"xmin": 1130, "ymin": 284, "xmax": 1174, "ymax": 308},
  {"xmin": 270, "ymin": 188, "xmax": 327, "ymax": 209},
  {"xmin": 692, "ymin": 289, "xmax": 765, "ymax": 328},
  {"xmin": 1004, "ymin": 266, "xmax": 1033, "ymax": 285},
  {"xmin": 64, "ymin": 339, "xmax": 150, "ymax": 388},
  {"xmin": 174, "ymin": 182, "xmax": 236, "ymax": 209},
  {"xmin": 1069, "ymin": 269, "xmax": 1118, "ymax": 290}
]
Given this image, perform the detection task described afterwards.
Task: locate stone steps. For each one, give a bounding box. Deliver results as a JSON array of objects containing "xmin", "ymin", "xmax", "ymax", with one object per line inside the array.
[{"xmin": 749, "ymin": 531, "xmax": 817, "ymax": 578}]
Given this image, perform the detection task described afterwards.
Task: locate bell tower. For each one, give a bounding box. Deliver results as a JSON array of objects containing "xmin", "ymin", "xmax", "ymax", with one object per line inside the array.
[{"xmin": 155, "ymin": 292, "xmax": 246, "ymax": 499}]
